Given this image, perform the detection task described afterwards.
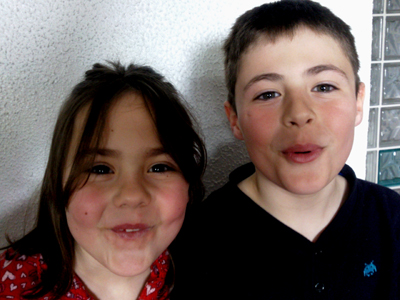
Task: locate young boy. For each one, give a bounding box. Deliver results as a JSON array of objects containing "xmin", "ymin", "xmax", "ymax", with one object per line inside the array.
[{"xmin": 171, "ymin": 1, "xmax": 400, "ymax": 299}]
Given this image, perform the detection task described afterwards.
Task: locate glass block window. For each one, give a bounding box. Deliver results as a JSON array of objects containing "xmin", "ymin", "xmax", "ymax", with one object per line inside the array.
[
  {"xmin": 372, "ymin": 17, "xmax": 383, "ymax": 60},
  {"xmin": 383, "ymin": 63, "xmax": 400, "ymax": 104},
  {"xmin": 367, "ymin": 0, "xmax": 400, "ymax": 188},
  {"xmin": 385, "ymin": 17, "xmax": 400, "ymax": 59},
  {"xmin": 388, "ymin": 0, "xmax": 400, "ymax": 12},
  {"xmin": 378, "ymin": 149, "xmax": 400, "ymax": 186}
]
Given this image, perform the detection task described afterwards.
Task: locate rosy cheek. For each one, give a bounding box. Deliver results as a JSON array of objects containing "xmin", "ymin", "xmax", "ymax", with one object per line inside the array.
[
  {"xmin": 172, "ymin": 205, "xmax": 186, "ymax": 221},
  {"xmin": 67, "ymin": 189, "xmax": 104, "ymax": 228},
  {"xmin": 163, "ymin": 184, "xmax": 189, "ymax": 221},
  {"xmin": 173, "ymin": 196, "xmax": 189, "ymax": 219}
]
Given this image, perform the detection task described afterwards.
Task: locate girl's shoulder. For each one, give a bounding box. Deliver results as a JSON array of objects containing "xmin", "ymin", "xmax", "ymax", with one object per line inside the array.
[
  {"xmin": 0, "ymin": 248, "xmax": 47, "ymax": 298},
  {"xmin": 0, "ymin": 249, "xmax": 94, "ymax": 300}
]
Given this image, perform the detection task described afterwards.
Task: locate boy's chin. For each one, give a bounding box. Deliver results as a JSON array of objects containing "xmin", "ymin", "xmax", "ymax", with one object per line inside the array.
[{"xmin": 270, "ymin": 171, "xmax": 340, "ymax": 197}]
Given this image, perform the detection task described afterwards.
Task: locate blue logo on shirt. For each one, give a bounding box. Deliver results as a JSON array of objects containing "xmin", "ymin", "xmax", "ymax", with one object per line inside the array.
[{"xmin": 363, "ymin": 261, "xmax": 377, "ymax": 277}]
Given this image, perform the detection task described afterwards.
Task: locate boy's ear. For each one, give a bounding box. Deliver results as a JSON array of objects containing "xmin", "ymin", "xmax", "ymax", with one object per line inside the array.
[
  {"xmin": 224, "ymin": 101, "xmax": 244, "ymax": 140},
  {"xmin": 355, "ymin": 82, "xmax": 365, "ymax": 127}
]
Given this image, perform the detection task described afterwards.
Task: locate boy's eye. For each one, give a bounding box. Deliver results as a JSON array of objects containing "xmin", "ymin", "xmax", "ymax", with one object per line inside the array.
[
  {"xmin": 312, "ymin": 84, "xmax": 337, "ymax": 93},
  {"xmin": 255, "ymin": 91, "xmax": 281, "ymax": 100},
  {"xmin": 149, "ymin": 164, "xmax": 174, "ymax": 173},
  {"xmin": 90, "ymin": 165, "xmax": 113, "ymax": 175}
]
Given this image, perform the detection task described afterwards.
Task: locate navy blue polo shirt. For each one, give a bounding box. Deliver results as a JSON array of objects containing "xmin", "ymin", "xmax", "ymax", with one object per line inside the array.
[{"xmin": 171, "ymin": 163, "xmax": 400, "ymax": 300}]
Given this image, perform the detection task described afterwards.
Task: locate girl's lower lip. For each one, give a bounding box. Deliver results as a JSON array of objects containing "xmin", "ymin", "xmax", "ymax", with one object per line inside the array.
[{"xmin": 282, "ymin": 147, "xmax": 323, "ymax": 163}]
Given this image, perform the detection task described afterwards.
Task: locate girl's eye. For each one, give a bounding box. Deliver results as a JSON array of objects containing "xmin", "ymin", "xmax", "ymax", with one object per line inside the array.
[
  {"xmin": 255, "ymin": 91, "xmax": 281, "ymax": 100},
  {"xmin": 312, "ymin": 84, "xmax": 337, "ymax": 93},
  {"xmin": 149, "ymin": 164, "xmax": 174, "ymax": 173},
  {"xmin": 90, "ymin": 165, "xmax": 113, "ymax": 175}
]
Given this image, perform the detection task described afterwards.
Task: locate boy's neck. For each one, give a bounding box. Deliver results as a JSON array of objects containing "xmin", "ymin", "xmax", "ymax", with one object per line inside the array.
[{"xmin": 238, "ymin": 171, "xmax": 349, "ymax": 242}]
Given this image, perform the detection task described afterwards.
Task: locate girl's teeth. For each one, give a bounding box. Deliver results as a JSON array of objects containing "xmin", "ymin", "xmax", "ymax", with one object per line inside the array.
[{"xmin": 125, "ymin": 229, "xmax": 140, "ymax": 232}]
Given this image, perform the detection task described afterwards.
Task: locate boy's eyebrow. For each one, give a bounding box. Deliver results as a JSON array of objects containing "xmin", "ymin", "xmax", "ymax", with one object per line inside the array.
[
  {"xmin": 243, "ymin": 64, "xmax": 349, "ymax": 92},
  {"xmin": 305, "ymin": 64, "xmax": 348, "ymax": 79},
  {"xmin": 244, "ymin": 73, "xmax": 284, "ymax": 92}
]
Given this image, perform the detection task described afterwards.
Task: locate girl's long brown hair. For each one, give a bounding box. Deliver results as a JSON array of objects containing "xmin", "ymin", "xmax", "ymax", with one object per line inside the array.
[{"xmin": 5, "ymin": 62, "xmax": 206, "ymax": 299}]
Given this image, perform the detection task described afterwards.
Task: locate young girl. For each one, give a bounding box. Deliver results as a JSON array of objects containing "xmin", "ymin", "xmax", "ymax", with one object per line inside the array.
[{"xmin": 0, "ymin": 62, "xmax": 206, "ymax": 300}]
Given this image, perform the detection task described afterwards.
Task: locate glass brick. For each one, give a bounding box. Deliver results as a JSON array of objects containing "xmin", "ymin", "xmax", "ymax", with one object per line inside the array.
[
  {"xmin": 372, "ymin": 17, "xmax": 383, "ymax": 61},
  {"xmin": 385, "ymin": 17, "xmax": 400, "ymax": 59},
  {"xmin": 383, "ymin": 63, "xmax": 400, "ymax": 104},
  {"xmin": 374, "ymin": 0, "xmax": 384, "ymax": 13},
  {"xmin": 387, "ymin": 0, "xmax": 400, "ymax": 12},
  {"xmin": 378, "ymin": 148, "xmax": 400, "ymax": 186},
  {"xmin": 366, "ymin": 151, "xmax": 377, "ymax": 183},
  {"xmin": 368, "ymin": 108, "xmax": 379, "ymax": 148},
  {"xmin": 380, "ymin": 107, "xmax": 400, "ymax": 146},
  {"xmin": 370, "ymin": 64, "xmax": 381, "ymax": 105}
]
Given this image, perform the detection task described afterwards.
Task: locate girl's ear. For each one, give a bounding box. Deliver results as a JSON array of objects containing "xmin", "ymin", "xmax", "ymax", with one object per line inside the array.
[
  {"xmin": 355, "ymin": 82, "xmax": 365, "ymax": 127},
  {"xmin": 224, "ymin": 101, "xmax": 244, "ymax": 140}
]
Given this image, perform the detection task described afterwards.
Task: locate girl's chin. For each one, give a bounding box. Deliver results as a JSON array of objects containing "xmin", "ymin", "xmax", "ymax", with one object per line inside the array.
[{"xmin": 105, "ymin": 261, "xmax": 152, "ymax": 278}]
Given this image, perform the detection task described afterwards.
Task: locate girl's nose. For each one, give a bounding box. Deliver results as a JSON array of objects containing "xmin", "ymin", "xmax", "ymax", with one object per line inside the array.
[
  {"xmin": 112, "ymin": 176, "xmax": 151, "ymax": 208},
  {"xmin": 282, "ymin": 92, "xmax": 315, "ymax": 128}
]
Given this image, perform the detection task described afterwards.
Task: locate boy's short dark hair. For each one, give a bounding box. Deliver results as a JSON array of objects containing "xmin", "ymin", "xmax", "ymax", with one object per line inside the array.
[{"xmin": 223, "ymin": 0, "xmax": 360, "ymax": 112}]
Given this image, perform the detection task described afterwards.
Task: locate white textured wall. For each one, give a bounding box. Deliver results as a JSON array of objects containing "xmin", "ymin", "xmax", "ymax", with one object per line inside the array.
[{"xmin": 0, "ymin": 0, "xmax": 372, "ymax": 247}]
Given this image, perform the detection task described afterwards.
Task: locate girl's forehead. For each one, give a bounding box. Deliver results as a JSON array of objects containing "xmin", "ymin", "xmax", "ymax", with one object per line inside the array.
[
  {"xmin": 74, "ymin": 92, "xmax": 148, "ymax": 135},
  {"xmin": 64, "ymin": 93, "xmax": 152, "ymax": 178},
  {"xmin": 109, "ymin": 92, "xmax": 147, "ymax": 117}
]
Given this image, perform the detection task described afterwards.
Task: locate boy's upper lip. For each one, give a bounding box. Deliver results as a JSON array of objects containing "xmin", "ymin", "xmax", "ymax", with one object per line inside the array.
[{"xmin": 281, "ymin": 143, "xmax": 323, "ymax": 154}]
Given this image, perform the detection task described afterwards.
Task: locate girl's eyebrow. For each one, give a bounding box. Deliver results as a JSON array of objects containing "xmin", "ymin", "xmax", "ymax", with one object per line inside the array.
[
  {"xmin": 95, "ymin": 148, "xmax": 119, "ymax": 157},
  {"xmin": 146, "ymin": 147, "xmax": 167, "ymax": 157},
  {"xmin": 79, "ymin": 148, "xmax": 119, "ymax": 158},
  {"xmin": 82, "ymin": 147, "xmax": 167, "ymax": 158}
]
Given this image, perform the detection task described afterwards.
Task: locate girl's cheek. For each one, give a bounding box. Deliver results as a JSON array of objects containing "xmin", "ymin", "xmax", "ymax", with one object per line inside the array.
[
  {"xmin": 165, "ymin": 183, "xmax": 189, "ymax": 220},
  {"xmin": 67, "ymin": 188, "xmax": 105, "ymax": 228}
]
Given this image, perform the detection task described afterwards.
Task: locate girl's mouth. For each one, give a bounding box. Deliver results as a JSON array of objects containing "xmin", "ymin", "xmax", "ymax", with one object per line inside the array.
[{"xmin": 111, "ymin": 223, "xmax": 152, "ymax": 239}]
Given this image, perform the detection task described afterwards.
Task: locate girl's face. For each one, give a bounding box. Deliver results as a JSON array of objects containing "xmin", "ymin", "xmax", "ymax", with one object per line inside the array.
[{"xmin": 65, "ymin": 93, "xmax": 189, "ymax": 278}]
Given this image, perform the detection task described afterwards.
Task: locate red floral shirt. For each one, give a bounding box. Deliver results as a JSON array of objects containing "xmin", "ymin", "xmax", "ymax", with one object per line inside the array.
[{"xmin": 0, "ymin": 249, "xmax": 171, "ymax": 300}]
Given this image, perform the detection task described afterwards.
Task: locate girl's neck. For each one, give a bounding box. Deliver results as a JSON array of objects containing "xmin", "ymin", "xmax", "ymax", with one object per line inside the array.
[
  {"xmin": 238, "ymin": 171, "xmax": 349, "ymax": 242},
  {"xmin": 73, "ymin": 248, "xmax": 150, "ymax": 300}
]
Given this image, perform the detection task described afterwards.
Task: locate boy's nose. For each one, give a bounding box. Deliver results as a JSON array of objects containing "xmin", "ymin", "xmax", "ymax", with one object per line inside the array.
[
  {"xmin": 282, "ymin": 93, "xmax": 315, "ymax": 128},
  {"xmin": 112, "ymin": 176, "xmax": 151, "ymax": 208}
]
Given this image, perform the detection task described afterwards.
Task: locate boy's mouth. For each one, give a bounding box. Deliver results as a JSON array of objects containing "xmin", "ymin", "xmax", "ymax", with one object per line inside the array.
[{"xmin": 282, "ymin": 144, "xmax": 323, "ymax": 163}]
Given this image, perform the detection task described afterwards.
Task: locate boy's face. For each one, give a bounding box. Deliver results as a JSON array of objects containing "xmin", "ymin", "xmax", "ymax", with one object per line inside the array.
[{"xmin": 225, "ymin": 27, "xmax": 364, "ymax": 195}]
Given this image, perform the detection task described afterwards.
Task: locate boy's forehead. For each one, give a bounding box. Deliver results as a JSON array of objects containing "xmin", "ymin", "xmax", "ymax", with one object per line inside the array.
[{"xmin": 237, "ymin": 27, "xmax": 353, "ymax": 79}]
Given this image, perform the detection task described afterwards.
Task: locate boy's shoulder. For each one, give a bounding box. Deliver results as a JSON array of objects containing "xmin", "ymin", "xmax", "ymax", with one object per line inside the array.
[
  {"xmin": 203, "ymin": 163, "xmax": 400, "ymax": 220},
  {"xmin": 342, "ymin": 163, "xmax": 400, "ymax": 200},
  {"xmin": 203, "ymin": 162, "xmax": 254, "ymax": 205},
  {"xmin": 347, "ymin": 166, "xmax": 400, "ymax": 227}
]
